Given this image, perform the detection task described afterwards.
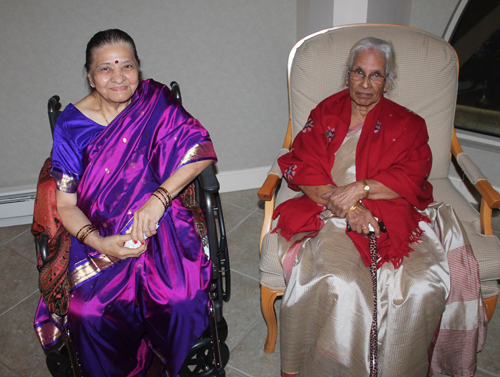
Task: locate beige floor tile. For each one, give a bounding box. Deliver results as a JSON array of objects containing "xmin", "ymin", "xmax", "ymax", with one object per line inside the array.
[
  {"xmin": 476, "ymin": 308, "xmax": 500, "ymax": 376},
  {"xmin": 5, "ymin": 227, "xmax": 37, "ymax": 264},
  {"xmin": 0, "ymin": 362, "xmax": 23, "ymax": 377},
  {"xmin": 220, "ymin": 204, "xmax": 255, "ymax": 234},
  {"xmin": 221, "ymin": 188, "xmax": 263, "ymax": 212},
  {"xmin": 227, "ymin": 212, "xmax": 263, "ymax": 281},
  {"xmin": 0, "ymin": 293, "xmax": 51, "ymax": 377},
  {"xmin": 0, "ymin": 224, "xmax": 31, "ymax": 246},
  {"xmin": 224, "ymin": 365, "xmax": 252, "ymax": 377},
  {"xmin": 0, "ymin": 248, "xmax": 38, "ymax": 315},
  {"xmin": 223, "ymin": 272, "xmax": 262, "ymax": 351},
  {"xmin": 228, "ymin": 317, "xmax": 281, "ymax": 377}
]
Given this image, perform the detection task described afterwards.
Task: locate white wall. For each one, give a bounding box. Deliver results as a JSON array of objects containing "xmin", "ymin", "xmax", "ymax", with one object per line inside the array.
[
  {"xmin": 297, "ymin": 0, "xmax": 334, "ymax": 41},
  {"xmin": 0, "ymin": 0, "xmax": 296, "ymax": 190},
  {"xmin": 409, "ymin": 0, "xmax": 468, "ymax": 39}
]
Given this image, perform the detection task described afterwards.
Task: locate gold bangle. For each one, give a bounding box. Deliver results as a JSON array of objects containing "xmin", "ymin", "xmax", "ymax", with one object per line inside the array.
[
  {"xmin": 76, "ymin": 224, "xmax": 98, "ymax": 244},
  {"xmin": 80, "ymin": 228, "xmax": 99, "ymax": 244},
  {"xmin": 346, "ymin": 201, "xmax": 362, "ymax": 215}
]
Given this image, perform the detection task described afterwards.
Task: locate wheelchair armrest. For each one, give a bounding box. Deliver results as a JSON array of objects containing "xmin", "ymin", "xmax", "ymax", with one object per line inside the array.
[
  {"xmin": 197, "ymin": 166, "xmax": 220, "ymax": 194},
  {"xmin": 35, "ymin": 232, "xmax": 50, "ymax": 272}
]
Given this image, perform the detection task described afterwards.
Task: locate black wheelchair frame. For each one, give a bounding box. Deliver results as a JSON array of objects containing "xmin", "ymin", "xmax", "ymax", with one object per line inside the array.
[{"xmin": 37, "ymin": 82, "xmax": 231, "ymax": 377}]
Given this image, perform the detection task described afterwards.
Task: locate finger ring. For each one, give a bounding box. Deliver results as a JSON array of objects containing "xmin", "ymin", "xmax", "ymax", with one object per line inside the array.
[{"xmin": 362, "ymin": 226, "xmax": 367, "ymax": 230}]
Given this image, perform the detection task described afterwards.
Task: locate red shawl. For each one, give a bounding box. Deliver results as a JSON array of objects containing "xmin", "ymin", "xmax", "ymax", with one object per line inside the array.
[{"xmin": 273, "ymin": 89, "xmax": 434, "ymax": 268}]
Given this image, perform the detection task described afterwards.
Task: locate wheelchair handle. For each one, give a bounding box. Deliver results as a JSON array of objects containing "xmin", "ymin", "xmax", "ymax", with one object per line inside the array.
[{"xmin": 48, "ymin": 95, "xmax": 60, "ymax": 112}]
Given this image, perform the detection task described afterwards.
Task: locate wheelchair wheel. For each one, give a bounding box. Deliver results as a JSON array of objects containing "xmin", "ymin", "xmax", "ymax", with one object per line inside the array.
[
  {"xmin": 178, "ymin": 338, "xmax": 230, "ymax": 377},
  {"xmin": 46, "ymin": 346, "xmax": 73, "ymax": 377}
]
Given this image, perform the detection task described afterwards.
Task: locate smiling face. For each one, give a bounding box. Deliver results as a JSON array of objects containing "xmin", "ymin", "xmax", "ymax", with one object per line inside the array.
[
  {"xmin": 348, "ymin": 48, "xmax": 388, "ymax": 112},
  {"xmin": 87, "ymin": 43, "xmax": 140, "ymax": 106}
]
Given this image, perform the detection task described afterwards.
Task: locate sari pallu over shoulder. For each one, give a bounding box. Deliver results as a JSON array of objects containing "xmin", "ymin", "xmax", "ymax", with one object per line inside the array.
[
  {"xmin": 77, "ymin": 79, "xmax": 216, "ymax": 240},
  {"xmin": 273, "ymin": 90, "xmax": 434, "ymax": 268}
]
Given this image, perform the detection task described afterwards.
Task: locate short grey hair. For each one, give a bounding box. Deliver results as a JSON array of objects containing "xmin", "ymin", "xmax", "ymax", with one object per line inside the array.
[{"xmin": 344, "ymin": 37, "xmax": 397, "ymax": 90}]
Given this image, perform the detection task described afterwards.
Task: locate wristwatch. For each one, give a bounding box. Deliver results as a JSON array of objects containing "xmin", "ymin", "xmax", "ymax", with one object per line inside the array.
[{"xmin": 361, "ymin": 180, "xmax": 370, "ymax": 199}]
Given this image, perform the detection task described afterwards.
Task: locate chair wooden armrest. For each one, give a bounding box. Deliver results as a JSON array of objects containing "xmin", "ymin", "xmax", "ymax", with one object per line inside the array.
[
  {"xmin": 451, "ymin": 128, "xmax": 500, "ymax": 235},
  {"xmin": 258, "ymin": 174, "xmax": 281, "ymax": 202}
]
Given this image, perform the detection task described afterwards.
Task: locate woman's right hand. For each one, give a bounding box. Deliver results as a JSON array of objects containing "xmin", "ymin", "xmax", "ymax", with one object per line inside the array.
[
  {"xmin": 86, "ymin": 233, "xmax": 148, "ymax": 260},
  {"xmin": 346, "ymin": 205, "xmax": 381, "ymax": 238}
]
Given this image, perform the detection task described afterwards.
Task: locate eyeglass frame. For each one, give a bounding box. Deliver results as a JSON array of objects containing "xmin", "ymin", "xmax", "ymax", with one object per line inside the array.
[{"xmin": 348, "ymin": 68, "xmax": 387, "ymax": 85}]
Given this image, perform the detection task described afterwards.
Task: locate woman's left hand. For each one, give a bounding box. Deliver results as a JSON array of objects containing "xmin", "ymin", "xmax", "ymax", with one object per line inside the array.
[
  {"xmin": 346, "ymin": 205, "xmax": 381, "ymax": 238},
  {"xmin": 321, "ymin": 182, "xmax": 364, "ymax": 217},
  {"xmin": 131, "ymin": 194, "xmax": 166, "ymax": 242}
]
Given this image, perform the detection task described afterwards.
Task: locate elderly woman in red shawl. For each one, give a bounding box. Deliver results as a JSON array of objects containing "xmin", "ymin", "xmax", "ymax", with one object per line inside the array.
[{"xmin": 272, "ymin": 37, "xmax": 485, "ymax": 377}]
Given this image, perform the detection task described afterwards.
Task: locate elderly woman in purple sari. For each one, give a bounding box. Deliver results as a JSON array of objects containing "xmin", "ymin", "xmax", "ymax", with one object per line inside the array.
[{"xmin": 34, "ymin": 29, "xmax": 217, "ymax": 376}]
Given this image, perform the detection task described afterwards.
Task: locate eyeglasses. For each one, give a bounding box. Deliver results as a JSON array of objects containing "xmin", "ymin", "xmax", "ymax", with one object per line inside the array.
[{"xmin": 349, "ymin": 69, "xmax": 386, "ymax": 85}]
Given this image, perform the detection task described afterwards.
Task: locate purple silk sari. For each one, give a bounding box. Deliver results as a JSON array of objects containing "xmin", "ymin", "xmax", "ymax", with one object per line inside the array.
[{"xmin": 34, "ymin": 79, "xmax": 217, "ymax": 376}]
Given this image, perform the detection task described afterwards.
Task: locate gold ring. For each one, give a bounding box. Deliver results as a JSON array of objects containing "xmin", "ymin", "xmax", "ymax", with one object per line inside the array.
[{"xmin": 362, "ymin": 226, "xmax": 367, "ymax": 230}]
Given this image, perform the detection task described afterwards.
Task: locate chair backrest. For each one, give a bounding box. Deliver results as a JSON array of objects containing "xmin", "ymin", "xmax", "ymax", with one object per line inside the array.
[{"xmin": 288, "ymin": 24, "xmax": 458, "ymax": 180}]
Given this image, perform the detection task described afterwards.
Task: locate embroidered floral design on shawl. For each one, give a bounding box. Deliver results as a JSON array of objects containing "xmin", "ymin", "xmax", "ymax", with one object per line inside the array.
[
  {"xmin": 284, "ymin": 165, "xmax": 297, "ymax": 182},
  {"xmin": 301, "ymin": 118, "xmax": 315, "ymax": 133},
  {"xmin": 324, "ymin": 126, "xmax": 335, "ymax": 142}
]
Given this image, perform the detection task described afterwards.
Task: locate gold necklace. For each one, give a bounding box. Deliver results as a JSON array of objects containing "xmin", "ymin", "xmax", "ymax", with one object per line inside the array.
[{"xmin": 94, "ymin": 92, "xmax": 109, "ymax": 125}]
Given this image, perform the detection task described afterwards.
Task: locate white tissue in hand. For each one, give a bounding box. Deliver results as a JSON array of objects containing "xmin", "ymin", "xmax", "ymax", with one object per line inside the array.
[{"xmin": 124, "ymin": 223, "xmax": 159, "ymax": 248}]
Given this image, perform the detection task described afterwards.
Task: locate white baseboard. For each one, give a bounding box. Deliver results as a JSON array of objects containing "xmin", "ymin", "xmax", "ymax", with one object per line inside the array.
[
  {"xmin": 0, "ymin": 185, "xmax": 36, "ymax": 228},
  {"xmin": 216, "ymin": 166, "xmax": 270, "ymax": 193}
]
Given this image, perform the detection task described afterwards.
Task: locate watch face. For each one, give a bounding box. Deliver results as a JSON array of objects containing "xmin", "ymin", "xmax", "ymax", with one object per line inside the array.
[{"xmin": 364, "ymin": 185, "xmax": 370, "ymax": 191}]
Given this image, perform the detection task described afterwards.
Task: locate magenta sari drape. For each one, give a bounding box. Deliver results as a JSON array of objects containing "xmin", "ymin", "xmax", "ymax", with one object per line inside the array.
[{"xmin": 34, "ymin": 79, "xmax": 217, "ymax": 376}]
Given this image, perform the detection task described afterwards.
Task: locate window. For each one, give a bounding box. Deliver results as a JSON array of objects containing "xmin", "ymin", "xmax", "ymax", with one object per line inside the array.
[{"xmin": 451, "ymin": 0, "xmax": 500, "ymax": 137}]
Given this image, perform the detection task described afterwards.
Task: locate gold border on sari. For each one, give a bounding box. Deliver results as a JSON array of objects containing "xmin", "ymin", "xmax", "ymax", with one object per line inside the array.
[
  {"xmin": 177, "ymin": 141, "xmax": 216, "ymax": 169},
  {"xmin": 69, "ymin": 254, "xmax": 119, "ymax": 289},
  {"xmin": 51, "ymin": 170, "xmax": 79, "ymax": 193},
  {"xmin": 35, "ymin": 312, "xmax": 66, "ymax": 348}
]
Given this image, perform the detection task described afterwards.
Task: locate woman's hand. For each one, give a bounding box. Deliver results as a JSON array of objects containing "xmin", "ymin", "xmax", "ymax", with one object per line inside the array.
[
  {"xmin": 345, "ymin": 205, "xmax": 380, "ymax": 238},
  {"xmin": 86, "ymin": 233, "xmax": 148, "ymax": 260},
  {"xmin": 321, "ymin": 182, "xmax": 365, "ymax": 217},
  {"xmin": 130, "ymin": 194, "xmax": 166, "ymax": 243}
]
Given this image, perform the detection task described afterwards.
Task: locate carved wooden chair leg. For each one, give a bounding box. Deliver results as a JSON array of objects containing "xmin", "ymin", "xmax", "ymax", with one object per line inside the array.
[{"xmin": 260, "ymin": 285, "xmax": 284, "ymax": 353}]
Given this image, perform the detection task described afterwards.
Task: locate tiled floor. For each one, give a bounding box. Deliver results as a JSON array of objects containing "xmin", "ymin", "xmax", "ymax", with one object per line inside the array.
[{"xmin": 0, "ymin": 188, "xmax": 499, "ymax": 376}]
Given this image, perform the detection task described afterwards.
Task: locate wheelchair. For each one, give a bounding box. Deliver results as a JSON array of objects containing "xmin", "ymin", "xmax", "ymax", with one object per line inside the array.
[{"xmin": 35, "ymin": 82, "xmax": 231, "ymax": 377}]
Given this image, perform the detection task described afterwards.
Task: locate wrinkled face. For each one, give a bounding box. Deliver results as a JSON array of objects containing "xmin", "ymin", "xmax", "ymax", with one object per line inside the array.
[
  {"xmin": 87, "ymin": 43, "xmax": 139, "ymax": 105},
  {"xmin": 348, "ymin": 48, "xmax": 388, "ymax": 111}
]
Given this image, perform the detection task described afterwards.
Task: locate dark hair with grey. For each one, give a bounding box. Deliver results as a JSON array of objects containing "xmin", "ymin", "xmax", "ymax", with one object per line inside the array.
[
  {"xmin": 345, "ymin": 37, "xmax": 397, "ymax": 90},
  {"xmin": 84, "ymin": 29, "xmax": 140, "ymax": 73}
]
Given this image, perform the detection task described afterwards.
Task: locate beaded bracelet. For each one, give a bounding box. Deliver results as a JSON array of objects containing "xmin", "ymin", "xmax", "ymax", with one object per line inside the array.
[
  {"xmin": 154, "ymin": 187, "xmax": 172, "ymax": 208},
  {"xmin": 152, "ymin": 192, "xmax": 168, "ymax": 211},
  {"xmin": 76, "ymin": 224, "xmax": 99, "ymax": 244}
]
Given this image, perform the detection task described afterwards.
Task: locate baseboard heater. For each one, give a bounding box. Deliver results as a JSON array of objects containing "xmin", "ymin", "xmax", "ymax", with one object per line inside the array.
[{"xmin": 0, "ymin": 185, "xmax": 36, "ymax": 227}]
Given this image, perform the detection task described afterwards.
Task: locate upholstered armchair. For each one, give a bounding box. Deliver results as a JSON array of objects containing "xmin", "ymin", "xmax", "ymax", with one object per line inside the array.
[{"xmin": 258, "ymin": 23, "xmax": 500, "ymax": 353}]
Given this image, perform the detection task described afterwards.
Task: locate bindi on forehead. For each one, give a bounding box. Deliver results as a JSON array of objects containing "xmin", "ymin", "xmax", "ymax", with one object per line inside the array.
[{"xmin": 115, "ymin": 60, "xmax": 119, "ymax": 64}]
